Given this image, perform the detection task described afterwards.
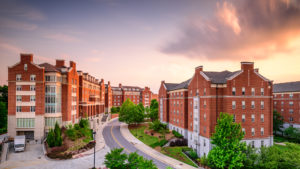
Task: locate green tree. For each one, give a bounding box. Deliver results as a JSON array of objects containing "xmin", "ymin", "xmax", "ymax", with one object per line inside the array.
[
  {"xmin": 0, "ymin": 102, "xmax": 7, "ymax": 130},
  {"xmin": 273, "ymin": 110, "xmax": 284, "ymax": 135},
  {"xmin": 207, "ymin": 112, "xmax": 246, "ymax": 169},
  {"xmin": 47, "ymin": 129, "xmax": 56, "ymax": 147},
  {"xmin": 284, "ymin": 126, "xmax": 300, "ymax": 142},
  {"xmin": 149, "ymin": 99, "xmax": 159, "ymax": 121},
  {"xmin": 145, "ymin": 106, "xmax": 150, "ymax": 118},
  {"xmin": 54, "ymin": 122, "xmax": 62, "ymax": 146},
  {"xmin": 119, "ymin": 99, "xmax": 144, "ymax": 125},
  {"xmin": 137, "ymin": 102, "xmax": 145, "ymax": 115},
  {"xmin": 111, "ymin": 106, "xmax": 117, "ymax": 114},
  {"xmin": 104, "ymin": 148, "xmax": 127, "ymax": 169},
  {"xmin": 0, "ymin": 85, "xmax": 8, "ymax": 104}
]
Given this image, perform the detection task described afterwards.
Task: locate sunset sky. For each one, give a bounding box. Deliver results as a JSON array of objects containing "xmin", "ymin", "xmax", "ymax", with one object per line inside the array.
[{"xmin": 0, "ymin": 0, "xmax": 300, "ymax": 93}]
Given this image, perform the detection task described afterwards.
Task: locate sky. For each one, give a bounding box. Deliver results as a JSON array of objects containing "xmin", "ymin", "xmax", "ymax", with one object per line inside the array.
[{"xmin": 0, "ymin": 0, "xmax": 300, "ymax": 93}]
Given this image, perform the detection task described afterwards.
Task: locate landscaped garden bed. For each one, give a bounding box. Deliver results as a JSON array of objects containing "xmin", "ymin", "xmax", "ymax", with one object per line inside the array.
[{"xmin": 45, "ymin": 118, "xmax": 95, "ymax": 159}]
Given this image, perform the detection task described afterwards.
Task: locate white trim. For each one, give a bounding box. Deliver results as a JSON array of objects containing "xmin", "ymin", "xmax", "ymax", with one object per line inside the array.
[
  {"xmin": 16, "ymin": 91, "xmax": 35, "ymax": 96},
  {"xmin": 16, "ymin": 112, "xmax": 35, "ymax": 118},
  {"xmin": 226, "ymin": 70, "xmax": 243, "ymax": 80},
  {"xmin": 71, "ymin": 110, "xmax": 77, "ymax": 115},
  {"xmin": 16, "ymin": 101, "xmax": 35, "ymax": 106},
  {"xmin": 200, "ymin": 71, "xmax": 210, "ymax": 81},
  {"xmin": 45, "ymin": 113, "xmax": 62, "ymax": 117},
  {"xmin": 16, "ymin": 81, "xmax": 36, "ymax": 85}
]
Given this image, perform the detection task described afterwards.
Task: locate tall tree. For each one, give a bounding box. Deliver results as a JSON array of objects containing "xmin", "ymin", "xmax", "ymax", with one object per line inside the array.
[
  {"xmin": 0, "ymin": 85, "xmax": 8, "ymax": 104},
  {"xmin": 0, "ymin": 102, "xmax": 7, "ymax": 130},
  {"xmin": 119, "ymin": 99, "xmax": 144, "ymax": 125},
  {"xmin": 149, "ymin": 99, "xmax": 158, "ymax": 121},
  {"xmin": 273, "ymin": 110, "xmax": 284, "ymax": 135},
  {"xmin": 137, "ymin": 102, "xmax": 145, "ymax": 114},
  {"xmin": 207, "ymin": 112, "xmax": 246, "ymax": 169}
]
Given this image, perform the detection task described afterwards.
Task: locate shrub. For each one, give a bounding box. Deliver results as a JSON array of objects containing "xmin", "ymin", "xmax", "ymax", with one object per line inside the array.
[
  {"xmin": 74, "ymin": 123, "xmax": 80, "ymax": 130},
  {"xmin": 199, "ymin": 155, "xmax": 208, "ymax": 166},
  {"xmin": 47, "ymin": 129, "xmax": 56, "ymax": 147},
  {"xmin": 169, "ymin": 139, "xmax": 187, "ymax": 147},
  {"xmin": 172, "ymin": 130, "xmax": 183, "ymax": 138},
  {"xmin": 189, "ymin": 150, "xmax": 198, "ymax": 160},
  {"xmin": 79, "ymin": 118, "xmax": 89, "ymax": 128},
  {"xmin": 66, "ymin": 125, "xmax": 77, "ymax": 141},
  {"xmin": 149, "ymin": 120, "xmax": 167, "ymax": 132}
]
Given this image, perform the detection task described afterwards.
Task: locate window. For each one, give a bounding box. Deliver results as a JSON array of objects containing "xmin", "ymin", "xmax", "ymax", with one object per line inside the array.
[
  {"xmin": 232, "ymin": 101, "xmax": 236, "ymax": 109},
  {"xmin": 30, "ymin": 106, "xmax": 35, "ymax": 112},
  {"xmin": 16, "ymin": 106, "xmax": 21, "ymax": 112},
  {"xmin": 281, "ymin": 108, "xmax": 284, "ymax": 113},
  {"xmin": 204, "ymin": 140, "xmax": 206, "ymax": 147},
  {"xmin": 233, "ymin": 114, "xmax": 236, "ymax": 122},
  {"xmin": 242, "ymin": 101, "xmax": 245, "ymax": 109},
  {"xmin": 232, "ymin": 87, "xmax": 236, "ymax": 95},
  {"xmin": 204, "ymin": 113, "xmax": 206, "ymax": 121},
  {"xmin": 242, "ymin": 114, "xmax": 245, "ymax": 122},
  {"xmin": 290, "ymin": 117, "xmax": 294, "ymax": 122},
  {"xmin": 251, "ymin": 128, "xmax": 255, "ymax": 136},
  {"xmin": 251, "ymin": 101, "xmax": 255, "ymax": 109},
  {"xmin": 251, "ymin": 141, "xmax": 255, "ymax": 148},
  {"xmin": 196, "ymin": 89, "xmax": 199, "ymax": 96},
  {"xmin": 242, "ymin": 128, "xmax": 245, "ymax": 134},
  {"xmin": 24, "ymin": 64, "xmax": 27, "ymax": 71},
  {"xmin": 289, "ymin": 109, "xmax": 294, "ymax": 114},
  {"xmin": 261, "ymin": 101, "xmax": 264, "ymax": 109},
  {"xmin": 30, "ymin": 95, "xmax": 35, "ymax": 102},
  {"xmin": 30, "ymin": 75, "xmax": 36, "ymax": 81},
  {"xmin": 261, "ymin": 88, "xmax": 264, "ymax": 96},
  {"xmin": 45, "ymin": 117, "xmax": 62, "ymax": 127},
  {"xmin": 204, "ymin": 88, "xmax": 206, "ymax": 96},
  {"xmin": 281, "ymin": 94, "xmax": 284, "ymax": 98},
  {"xmin": 30, "ymin": 85, "xmax": 35, "ymax": 91},
  {"xmin": 242, "ymin": 87, "xmax": 245, "ymax": 95},
  {"xmin": 261, "ymin": 114, "xmax": 264, "ymax": 122},
  {"xmin": 290, "ymin": 93, "xmax": 293, "ymax": 98},
  {"xmin": 281, "ymin": 101, "xmax": 284, "ymax": 106},
  {"xmin": 251, "ymin": 114, "xmax": 255, "ymax": 122},
  {"xmin": 17, "ymin": 118, "xmax": 35, "ymax": 128},
  {"xmin": 251, "ymin": 88, "xmax": 255, "ymax": 96},
  {"xmin": 45, "ymin": 75, "xmax": 56, "ymax": 82},
  {"xmin": 261, "ymin": 140, "xmax": 264, "ymax": 147},
  {"xmin": 261, "ymin": 128, "xmax": 264, "ymax": 136},
  {"xmin": 289, "ymin": 101, "xmax": 294, "ymax": 107},
  {"xmin": 16, "ymin": 85, "xmax": 22, "ymax": 91},
  {"xmin": 16, "ymin": 74, "xmax": 21, "ymax": 81},
  {"xmin": 274, "ymin": 101, "xmax": 277, "ymax": 105},
  {"xmin": 204, "ymin": 100, "xmax": 206, "ymax": 108},
  {"xmin": 16, "ymin": 95, "xmax": 22, "ymax": 102}
]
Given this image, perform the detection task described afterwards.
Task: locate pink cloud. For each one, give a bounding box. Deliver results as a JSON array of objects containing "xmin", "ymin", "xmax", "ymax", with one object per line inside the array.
[{"xmin": 44, "ymin": 33, "xmax": 80, "ymax": 43}]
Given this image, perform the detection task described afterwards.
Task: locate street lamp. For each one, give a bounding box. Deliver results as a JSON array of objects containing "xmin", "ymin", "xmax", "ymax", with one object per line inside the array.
[{"xmin": 92, "ymin": 131, "xmax": 96, "ymax": 169}]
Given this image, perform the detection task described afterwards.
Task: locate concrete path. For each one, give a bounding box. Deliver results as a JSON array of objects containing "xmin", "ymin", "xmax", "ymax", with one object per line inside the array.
[{"xmin": 119, "ymin": 122, "xmax": 200, "ymax": 169}]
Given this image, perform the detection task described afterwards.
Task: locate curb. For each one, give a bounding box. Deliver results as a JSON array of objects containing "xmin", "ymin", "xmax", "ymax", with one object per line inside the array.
[{"xmin": 119, "ymin": 123, "xmax": 200, "ymax": 169}]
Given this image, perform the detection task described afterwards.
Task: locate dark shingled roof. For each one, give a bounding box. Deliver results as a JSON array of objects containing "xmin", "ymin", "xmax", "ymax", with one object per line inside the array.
[
  {"xmin": 273, "ymin": 81, "xmax": 300, "ymax": 93},
  {"xmin": 203, "ymin": 70, "xmax": 241, "ymax": 84},
  {"xmin": 39, "ymin": 63, "xmax": 60, "ymax": 72},
  {"xmin": 165, "ymin": 79, "xmax": 191, "ymax": 91}
]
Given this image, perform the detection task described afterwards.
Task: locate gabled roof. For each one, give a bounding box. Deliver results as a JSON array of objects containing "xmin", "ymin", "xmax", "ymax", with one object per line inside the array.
[
  {"xmin": 165, "ymin": 79, "xmax": 191, "ymax": 91},
  {"xmin": 273, "ymin": 81, "xmax": 300, "ymax": 93},
  {"xmin": 202, "ymin": 70, "xmax": 241, "ymax": 84},
  {"xmin": 39, "ymin": 63, "xmax": 60, "ymax": 72}
]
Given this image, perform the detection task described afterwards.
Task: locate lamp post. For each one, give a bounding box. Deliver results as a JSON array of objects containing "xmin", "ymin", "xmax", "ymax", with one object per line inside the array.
[{"xmin": 93, "ymin": 131, "xmax": 96, "ymax": 169}]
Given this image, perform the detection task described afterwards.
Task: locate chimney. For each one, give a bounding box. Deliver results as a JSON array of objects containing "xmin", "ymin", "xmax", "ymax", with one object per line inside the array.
[
  {"xmin": 70, "ymin": 61, "xmax": 76, "ymax": 69},
  {"xmin": 195, "ymin": 66, "xmax": 203, "ymax": 74},
  {"xmin": 56, "ymin": 59, "xmax": 65, "ymax": 67},
  {"xmin": 108, "ymin": 81, "xmax": 110, "ymax": 85},
  {"xmin": 100, "ymin": 78, "xmax": 104, "ymax": 85},
  {"xmin": 241, "ymin": 62, "xmax": 254, "ymax": 70},
  {"xmin": 119, "ymin": 83, "xmax": 122, "ymax": 88},
  {"xmin": 20, "ymin": 53, "xmax": 33, "ymax": 63}
]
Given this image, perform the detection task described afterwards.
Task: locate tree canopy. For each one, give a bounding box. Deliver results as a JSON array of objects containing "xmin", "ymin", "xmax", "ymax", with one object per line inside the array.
[
  {"xmin": 119, "ymin": 99, "xmax": 144, "ymax": 125},
  {"xmin": 149, "ymin": 99, "xmax": 158, "ymax": 121},
  {"xmin": 273, "ymin": 110, "xmax": 284, "ymax": 134},
  {"xmin": 208, "ymin": 112, "xmax": 246, "ymax": 169}
]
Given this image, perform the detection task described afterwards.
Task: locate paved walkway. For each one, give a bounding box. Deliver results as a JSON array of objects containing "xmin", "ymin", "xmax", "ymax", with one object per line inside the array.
[{"xmin": 119, "ymin": 122, "xmax": 200, "ymax": 169}]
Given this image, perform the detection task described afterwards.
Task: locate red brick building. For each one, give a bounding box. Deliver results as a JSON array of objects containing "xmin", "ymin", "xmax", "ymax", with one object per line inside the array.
[
  {"xmin": 105, "ymin": 81, "xmax": 112, "ymax": 113},
  {"xmin": 273, "ymin": 81, "xmax": 300, "ymax": 128},
  {"xmin": 159, "ymin": 62, "xmax": 273, "ymax": 157},
  {"xmin": 78, "ymin": 72, "xmax": 105, "ymax": 119},
  {"xmin": 110, "ymin": 83, "xmax": 156, "ymax": 108},
  {"xmin": 8, "ymin": 54, "xmax": 81, "ymax": 141}
]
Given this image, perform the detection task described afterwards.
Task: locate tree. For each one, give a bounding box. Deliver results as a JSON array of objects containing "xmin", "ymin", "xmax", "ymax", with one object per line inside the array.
[
  {"xmin": 54, "ymin": 122, "xmax": 62, "ymax": 146},
  {"xmin": 0, "ymin": 102, "xmax": 7, "ymax": 130},
  {"xmin": 0, "ymin": 85, "xmax": 8, "ymax": 104},
  {"xmin": 137, "ymin": 102, "xmax": 145, "ymax": 115},
  {"xmin": 47, "ymin": 129, "xmax": 56, "ymax": 147},
  {"xmin": 119, "ymin": 99, "xmax": 144, "ymax": 125},
  {"xmin": 273, "ymin": 110, "xmax": 284, "ymax": 135},
  {"xmin": 207, "ymin": 112, "xmax": 246, "ymax": 169},
  {"xmin": 145, "ymin": 106, "xmax": 150, "ymax": 118},
  {"xmin": 284, "ymin": 126, "xmax": 300, "ymax": 142},
  {"xmin": 149, "ymin": 99, "xmax": 159, "ymax": 121},
  {"xmin": 104, "ymin": 148, "xmax": 158, "ymax": 169},
  {"xmin": 104, "ymin": 148, "xmax": 127, "ymax": 169}
]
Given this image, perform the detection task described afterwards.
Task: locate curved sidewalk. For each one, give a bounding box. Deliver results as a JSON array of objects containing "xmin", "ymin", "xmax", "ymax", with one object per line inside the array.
[{"xmin": 119, "ymin": 123, "xmax": 200, "ymax": 169}]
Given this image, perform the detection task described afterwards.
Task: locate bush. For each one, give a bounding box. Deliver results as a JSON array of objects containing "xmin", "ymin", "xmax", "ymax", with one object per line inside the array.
[
  {"xmin": 74, "ymin": 123, "xmax": 80, "ymax": 130},
  {"xmin": 189, "ymin": 150, "xmax": 198, "ymax": 160},
  {"xmin": 149, "ymin": 120, "xmax": 167, "ymax": 132},
  {"xmin": 150, "ymin": 139, "xmax": 168, "ymax": 148},
  {"xmin": 172, "ymin": 130, "xmax": 183, "ymax": 138},
  {"xmin": 66, "ymin": 125, "xmax": 77, "ymax": 141},
  {"xmin": 79, "ymin": 118, "xmax": 89, "ymax": 128},
  {"xmin": 47, "ymin": 129, "xmax": 56, "ymax": 147},
  {"xmin": 198, "ymin": 155, "xmax": 208, "ymax": 166},
  {"xmin": 169, "ymin": 139, "xmax": 187, "ymax": 147}
]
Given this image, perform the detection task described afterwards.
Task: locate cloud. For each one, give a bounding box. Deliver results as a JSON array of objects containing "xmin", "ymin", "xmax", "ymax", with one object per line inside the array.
[
  {"xmin": 0, "ymin": 17, "xmax": 38, "ymax": 31},
  {"xmin": 44, "ymin": 33, "xmax": 80, "ymax": 43},
  {"xmin": 161, "ymin": 0, "xmax": 300, "ymax": 60}
]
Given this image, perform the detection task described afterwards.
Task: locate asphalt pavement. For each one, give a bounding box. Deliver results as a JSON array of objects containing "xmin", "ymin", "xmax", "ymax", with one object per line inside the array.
[{"xmin": 102, "ymin": 119, "xmax": 169, "ymax": 169}]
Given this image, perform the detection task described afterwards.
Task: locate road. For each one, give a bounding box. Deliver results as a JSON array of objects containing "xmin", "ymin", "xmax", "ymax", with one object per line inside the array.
[{"xmin": 102, "ymin": 119, "xmax": 169, "ymax": 169}]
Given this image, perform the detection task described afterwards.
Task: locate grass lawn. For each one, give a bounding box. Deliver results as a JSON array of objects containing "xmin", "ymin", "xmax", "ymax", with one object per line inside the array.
[
  {"xmin": 274, "ymin": 142, "xmax": 300, "ymax": 152},
  {"xmin": 161, "ymin": 146, "xmax": 198, "ymax": 168},
  {"xmin": 129, "ymin": 125, "xmax": 159, "ymax": 148},
  {"xmin": 274, "ymin": 135, "xmax": 290, "ymax": 142}
]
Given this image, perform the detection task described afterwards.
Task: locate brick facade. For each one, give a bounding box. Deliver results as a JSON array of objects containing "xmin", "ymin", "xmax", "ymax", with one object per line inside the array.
[{"xmin": 159, "ymin": 62, "xmax": 273, "ymax": 157}]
